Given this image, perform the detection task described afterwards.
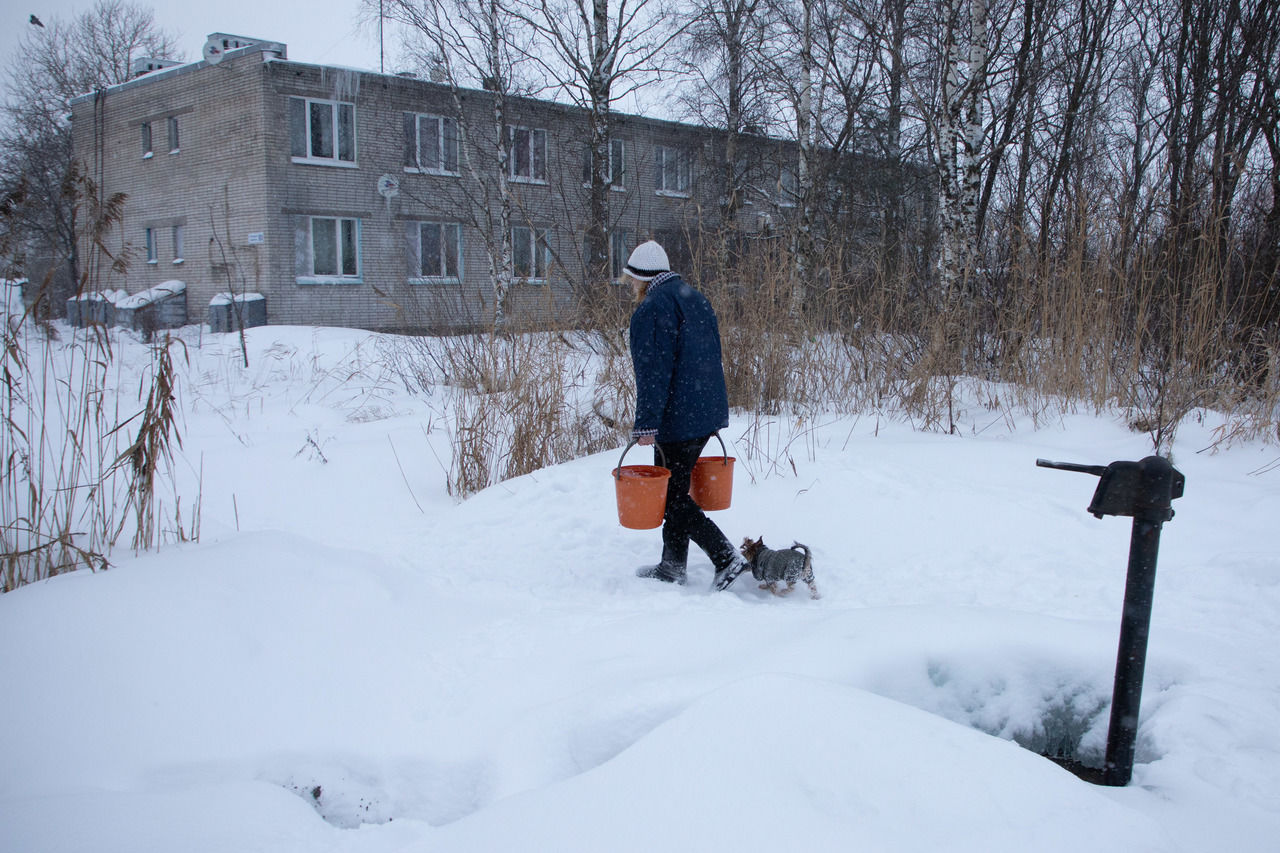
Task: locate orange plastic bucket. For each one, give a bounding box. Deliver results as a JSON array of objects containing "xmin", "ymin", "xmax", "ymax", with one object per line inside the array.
[
  {"xmin": 614, "ymin": 441, "xmax": 671, "ymax": 529},
  {"xmin": 690, "ymin": 433, "xmax": 734, "ymax": 511}
]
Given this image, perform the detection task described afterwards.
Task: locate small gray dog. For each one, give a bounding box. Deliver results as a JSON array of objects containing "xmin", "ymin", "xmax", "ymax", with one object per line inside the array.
[{"xmin": 732, "ymin": 536, "xmax": 821, "ymax": 599}]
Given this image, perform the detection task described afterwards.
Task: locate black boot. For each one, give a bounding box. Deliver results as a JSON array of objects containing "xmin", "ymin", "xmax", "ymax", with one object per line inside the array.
[
  {"xmin": 636, "ymin": 560, "xmax": 687, "ymax": 585},
  {"xmin": 712, "ymin": 556, "xmax": 749, "ymax": 591}
]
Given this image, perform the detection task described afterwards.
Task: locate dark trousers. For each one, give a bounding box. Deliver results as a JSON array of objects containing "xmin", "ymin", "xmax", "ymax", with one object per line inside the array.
[{"xmin": 656, "ymin": 435, "xmax": 737, "ymax": 570}]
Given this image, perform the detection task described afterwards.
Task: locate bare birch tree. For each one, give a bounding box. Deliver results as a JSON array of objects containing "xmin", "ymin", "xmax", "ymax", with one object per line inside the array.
[
  {"xmin": 512, "ymin": 0, "xmax": 685, "ymax": 290},
  {"xmin": 760, "ymin": 0, "xmax": 820, "ymax": 315},
  {"xmin": 378, "ymin": 0, "xmax": 535, "ymax": 330},
  {"xmin": 676, "ymin": 0, "xmax": 776, "ymax": 223}
]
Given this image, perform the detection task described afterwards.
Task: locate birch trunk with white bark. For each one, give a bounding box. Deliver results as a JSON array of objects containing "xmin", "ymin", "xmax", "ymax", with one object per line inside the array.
[{"xmin": 936, "ymin": 0, "xmax": 986, "ymax": 297}]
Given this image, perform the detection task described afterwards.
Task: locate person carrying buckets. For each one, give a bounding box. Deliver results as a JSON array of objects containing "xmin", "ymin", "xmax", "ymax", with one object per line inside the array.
[{"xmin": 622, "ymin": 239, "xmax": 747, "ymax": 590}]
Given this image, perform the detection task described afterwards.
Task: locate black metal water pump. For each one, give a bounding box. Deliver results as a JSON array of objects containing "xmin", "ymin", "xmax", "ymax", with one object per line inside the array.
[{"xmin": 1036, "ymin": 455, "xmax": 1186, "ymax": 786}]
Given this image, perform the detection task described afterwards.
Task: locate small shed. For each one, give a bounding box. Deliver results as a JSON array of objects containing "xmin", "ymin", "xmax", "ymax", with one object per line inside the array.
[
  {"xmin": 208, "ymin": 292, "xmax": 267, "ymax": 332},
  {"xmin": 65, "ymin": 290, "xmax": 126, "ymax": 327},
  {"xmin": 114, "ymin": 280, "xmax": 187, "ymax": 335}
]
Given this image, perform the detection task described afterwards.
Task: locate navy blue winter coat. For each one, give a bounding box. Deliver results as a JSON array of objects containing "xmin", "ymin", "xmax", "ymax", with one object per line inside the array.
[{"xmin": 629, "ymin": 272, "xmax": 730, "ymax": 443}]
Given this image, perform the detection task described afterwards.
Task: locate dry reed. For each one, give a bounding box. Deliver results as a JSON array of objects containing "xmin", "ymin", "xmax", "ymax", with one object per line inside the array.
[{"xmin": 1, "ymin": 175, "xmax": 198, "ymax": 592}]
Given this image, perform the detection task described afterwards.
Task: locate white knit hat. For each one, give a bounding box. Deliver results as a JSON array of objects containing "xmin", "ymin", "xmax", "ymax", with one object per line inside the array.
[{"xmin": 624, "ymin": 240, "xmax": 670, "ymax": 281}]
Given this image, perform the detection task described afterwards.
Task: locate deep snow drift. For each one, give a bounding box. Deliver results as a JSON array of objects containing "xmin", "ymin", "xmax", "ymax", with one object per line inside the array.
[{"xmin": 2, "ymin": 322, "xmax": 1277, "ymax": 852}]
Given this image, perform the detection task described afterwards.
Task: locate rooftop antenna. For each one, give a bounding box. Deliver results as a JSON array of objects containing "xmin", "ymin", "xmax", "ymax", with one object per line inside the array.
[{"xmin": 379, "ymin": 0, "xmax": 385, "ymax": 74}]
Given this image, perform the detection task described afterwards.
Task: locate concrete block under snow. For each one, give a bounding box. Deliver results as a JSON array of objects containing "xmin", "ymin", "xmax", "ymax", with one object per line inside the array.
[{"xmin": 208, "ymin": 292, "xmax": 267, "ymax": 332}]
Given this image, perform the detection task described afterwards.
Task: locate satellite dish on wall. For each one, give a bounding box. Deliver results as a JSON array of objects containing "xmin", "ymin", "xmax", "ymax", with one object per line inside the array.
[
  {"xmin": 202, "ymin": 38, "xmax": 225, "ymax": 65},
  {"xmin": 377, "ymin": 174, "xmax": 400, "ymax": 199}
]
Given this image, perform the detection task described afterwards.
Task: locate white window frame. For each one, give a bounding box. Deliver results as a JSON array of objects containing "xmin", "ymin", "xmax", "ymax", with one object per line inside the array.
[
  {"xmin": 297, "ymin": 216, "xmax": 362, "ymax": 283},
  {"xmin": 290, "ymin": 96, "xmax": 357, "ymax": 167},
  {"xmin": 507, "ymin": 125, "xmax": 547, "ymax": 183},
  {"xmin": 583, "ymin": 138, "xmax": 626, "ymax": 189},
  {"xmin": 167, "ymin": 116, "xmax": 180, "ymax": 154},
  {"xmin": 609, "ymin": 228, "xmax": 630, "ymax": 281},
  {"xmin": 655, "ymin": 145, "xmax": 691, "ymax": 196},
  {"xmin": 512, "ymin": 225, "xmax": 550, "ymax": 282},
  {"xmin": 144, "ymin": 228, "xmax": 157, "ymax": 263},
  {"xmin": 405, "ymin": 113, "xmax": 459, "ymax": 175},
  {"xmin": 408, "ymin": 221, "xmax": 463, "ymax": 282},
  {"xmin": 171, "ymin": 224, "xmax": 184, "ymax": 264},
  {"xmin": 611, "ymin": 138, "xmax": 625, "ymax": 187},
  {"xmin": 141, "ymin": 122, "xmax": 153, "ymax": 159}
]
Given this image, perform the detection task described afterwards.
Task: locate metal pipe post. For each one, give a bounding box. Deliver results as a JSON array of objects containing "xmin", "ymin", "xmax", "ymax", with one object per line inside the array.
[
  {"xmin": 1036, "ymin": 454, "xmax": 1183, "ymax": 786},
  {"xmin": 1102, "ymin": 515, "xmax": 1163, "ymax": 786},
  {"xmin": 1100, "ymin": 455, "xmax": 1177, "ymax": 786}
]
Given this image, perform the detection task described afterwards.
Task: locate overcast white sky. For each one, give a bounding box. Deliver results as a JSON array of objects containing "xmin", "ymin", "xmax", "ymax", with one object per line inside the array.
[
  {"xmin": 2, "ymin": 0, "xmax": 680, "ymax": 122},
  {"xmin": 1, "ymin": 0, "xmax": 668, "ymax": 115},
  {"xmin": 2, "ymin": 0, "xmax": 387, "ymax": 74}
]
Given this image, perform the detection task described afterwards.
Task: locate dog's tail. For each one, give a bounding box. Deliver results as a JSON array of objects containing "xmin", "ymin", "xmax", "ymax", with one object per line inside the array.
[{"xmin": 789, "ymin": 543, "xmax": 814, "ymax": 583}]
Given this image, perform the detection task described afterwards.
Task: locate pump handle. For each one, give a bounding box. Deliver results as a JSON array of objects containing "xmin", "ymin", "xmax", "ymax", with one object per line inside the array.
[{"xmin": 1036, "ymin": 458, "xmax": 1108, "ymax": 477}]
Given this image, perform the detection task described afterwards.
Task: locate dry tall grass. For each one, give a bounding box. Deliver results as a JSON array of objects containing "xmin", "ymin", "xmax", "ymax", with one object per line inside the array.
[
  {"xmin": 389, "ymin": 326, "xmax": 626, "ymax": 498},
  {"xmin": 1, "ymin": 176, "xmax": 197, "ymax": 592},
  {"xmin": 385, "ymin": 216, "xmax": 1275, "ymax": 498},
  {"xmin": 683, "ymin": 218, "xmax": 1277, "ymax": 459},
  {"xmin": 6, "ymin": 185, "xmax": 1273, "ymax": 591}
]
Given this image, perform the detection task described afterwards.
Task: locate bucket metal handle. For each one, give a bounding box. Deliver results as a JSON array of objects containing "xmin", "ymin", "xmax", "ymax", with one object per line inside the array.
[
  {"xmin": 615, "ymin": 439, "xmax": 667, "ymax": 478},
  {"xmin": 707, "ymin": 431, "xmax": 729, "ymax": 465}
]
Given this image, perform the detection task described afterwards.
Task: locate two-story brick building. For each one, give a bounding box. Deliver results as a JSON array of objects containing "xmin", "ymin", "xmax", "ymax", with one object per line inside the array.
[{"xmin": 70, "ymin": 34, "xmax": 799, "ymax": 332}]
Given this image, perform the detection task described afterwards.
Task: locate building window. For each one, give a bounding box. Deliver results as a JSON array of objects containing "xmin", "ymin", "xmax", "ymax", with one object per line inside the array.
[
  {"xmin": 610, "ymin": 229, "xmax": 631, "ymax": 280},
  {"xmin": 408, "ymin": 221, "xmax": 462, "ymax": 280},
  {"xmin": 611, "ymin": 139, "xmax": 625, "ymax": 186},
  {"xmin": 171, "ymin": 225, "xmax": 184, "ymax": 264},
  {"xmin": 507, "ymin": 125, "xmax": 546, "ymax": 182},
  {"xmin": 582, "ymin": 138, "xmax": 625, "ymax": 188},
  {"xmin": 655, "ymin": 145, "xmax": 690, "ymax": 195},
  {"xmin": 778, "ymin": 165, "xmax": 797, "ymax": 207},
  {"xmin": 144, "ymin": 228, "xmax": 156, "ymax": 263},
  {"xmin": 296, "ymin": 216, "xmax": 361, "ymax": 281},
  {"xmin": 167, "ymin": 116, "xmax": 180, "ymax": 153},
  {"xmin": 289, "ymin": 97, "xmax": 357, "ymax": 165},
  {"xmin": 141, "ymin": 122, "xmax": 153, "ymax": 158},
  {"xmin": 404, "ymin": 113, "xmax": 459, "ymax": 174},
  {"xmin": 512, "ymin": 225, "xmax": 550, "ymax": 281}
]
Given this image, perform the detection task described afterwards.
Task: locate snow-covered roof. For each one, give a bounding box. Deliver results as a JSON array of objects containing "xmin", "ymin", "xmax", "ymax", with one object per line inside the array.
[
  {"xmin": 69, "ymin": 38, "xmax": 286, "ymax": 105},
  {"xmin": 115, "ymin": 280, "xmax": 186, "ymax": 310},
  {"xmin": 210, "ymin": 292, "xmax": 265, "ymax": 306}
]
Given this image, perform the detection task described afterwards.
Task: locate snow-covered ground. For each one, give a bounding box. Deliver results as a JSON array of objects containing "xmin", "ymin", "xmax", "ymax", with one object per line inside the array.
[{"xmin": 2, "ymin": 323, "xmax": 1278, "ymax": 852}]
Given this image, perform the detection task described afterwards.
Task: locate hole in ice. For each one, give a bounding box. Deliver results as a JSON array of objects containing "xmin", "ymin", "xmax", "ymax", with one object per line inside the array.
[{"xmin": 875, "ymin": 657, "xmax": 1163, "ymax": 773}]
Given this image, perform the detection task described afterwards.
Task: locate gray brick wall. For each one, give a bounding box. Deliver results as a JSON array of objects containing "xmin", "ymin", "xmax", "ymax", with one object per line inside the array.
[
  {"xmin": 72, "ymin": 47, "xmax": 801, "ymax": 332},
  {"xmin": 72, "ymin": 51, "xmax": 274, "ymax": 323}
]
